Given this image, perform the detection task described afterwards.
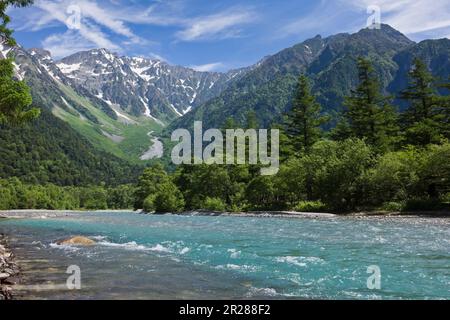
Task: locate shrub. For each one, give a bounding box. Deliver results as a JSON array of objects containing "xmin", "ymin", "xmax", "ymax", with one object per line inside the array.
[
  {"xmin": 153, "ymin": 189, "xmax": 185, "ymax": 213},
  {"xmin": 308, "ymin": 139, "xmax": 374, "ymax": 212},
  {"xmin": 142, "ymin": 194, "xmax": 156, "ymax": 212},
  {"xmin": 380, "ymin": 201, "xmax": 405, "ymax": 212},
  {"xmin": 293, "ymin": 201, "xmax": 327, "ymax": 212},
  {"xmin": 201, "ymin": 197, "xmax": 227, "ymax": 212},
  {"xmin": 366, "ymin": 147, "xmax": 422, "ymax": 205}
]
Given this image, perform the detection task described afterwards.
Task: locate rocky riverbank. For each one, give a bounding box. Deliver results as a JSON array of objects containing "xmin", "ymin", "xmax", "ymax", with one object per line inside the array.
[{"xmin": 0, "ymin": 233, "xmax": 20, "ymax": 300}]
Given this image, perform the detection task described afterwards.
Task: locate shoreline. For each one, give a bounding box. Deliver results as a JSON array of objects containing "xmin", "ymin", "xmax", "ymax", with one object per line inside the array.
[
  {"xmin": 0, "ymin": 209, "xmax": 448, "ymax": 220},
  {"xmin": 0, "ymin": 234, "xmax": 20, "ymax": 300}
]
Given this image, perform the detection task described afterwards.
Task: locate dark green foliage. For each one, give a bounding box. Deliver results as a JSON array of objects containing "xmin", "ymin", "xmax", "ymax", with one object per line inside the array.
[
  {"xmin": 0, "ymin": 108, "xmax": 141, "ymax": 186},
  {"xmin": 284, "ymin": 75, "xmax": 328, "ymax": 153},
  {"xmin": 107, "ymin": 184, "xmax": 136, "ymax": 209},
  {"xmin": 174, "ymin": 164, "xmax": 250, "ymax": 212},
  {"xmin": 0, "ymin": 57, "xmax": 40, "ymax": 125},
  {"xmin": 134, "ymin": 164, "xmax": 185, "ymax": 212},
  {"xmin": 152, "ymin": 183, "xmax": 185, "ymax": 213},
  {"xmin": 0, "ymin": 0, "xmax": 39, "ymax": 125},
  {"xmin": 399, "ymin": 58, "xmax": 446, "ymax": 145},
  {"xmin": 337, "ymin": 57, "xmax": 399, "ymax": 151}
]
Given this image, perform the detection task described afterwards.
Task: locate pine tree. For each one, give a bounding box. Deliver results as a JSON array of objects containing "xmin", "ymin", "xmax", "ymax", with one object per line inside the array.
[
  {"xmin": 436, "ymin": 77, "xmax": 450, "ymax": 140},
  {"xmin": 285, "ymin": 75, "xmax": 328, "ymax": 154},
  {"xmin": 284, "ymin": 75, "xmax": 328, "ymax": 200},
  {"xmin": 341, "ymin": 57, "xmax": 399, "ymax": 151},
  {"xmin": 0, "ymin": 0, "xmax": 39, "ymax": 125},
  {"xmin": 399, "ymin": 58, "xmax": 442, "ymax": 145}
]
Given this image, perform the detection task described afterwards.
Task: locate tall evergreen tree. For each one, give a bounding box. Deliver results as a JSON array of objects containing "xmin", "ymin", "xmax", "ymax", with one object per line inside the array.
[
  {"xmin": 284, "ymin": 75, "xmax": 328, "ymax": 200},
  {"xmin": 340, "ymin": 57, "xmax": 399, "ymax": 151},
  {"xmin": 0, "ymin": 0, "xmax": 39, "ymax": 125},
  {"xmin": 399, "ymin": 58, "xmax": 442, "ymax": 145},
  {"xmin": 285, "ymin": 75, "xmax": 328, "ymax": 154},
  {"xmin": 436, "ymin": 77, "xmax": 450, "ymax": 140}
]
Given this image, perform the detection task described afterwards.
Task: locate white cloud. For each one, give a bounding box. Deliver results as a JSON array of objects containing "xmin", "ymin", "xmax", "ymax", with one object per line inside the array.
[
  {"xmin": 12, "ymin": 0, "xmax": 148, "ymax": 56},
  {"xmin": 281, "ymin": 0, "xmax": 450, "ymax": 40},
  {"xmin": 176, "ymin": 8, "xmax": 257, "ymax": 41},
  {"xmin": 343, "ymin": 0, "xmax": 450, "ymax": 37},
  {"xmin": 190, "ymin": 62, "xmax": 224, "ymax": 72},
  {"xmin": 42, "ymin": 31, "xmax": 98, "ymax": 58},
  {"xmin": 10, "ymin": 0, "xmax": 260, "ymax": 59}
]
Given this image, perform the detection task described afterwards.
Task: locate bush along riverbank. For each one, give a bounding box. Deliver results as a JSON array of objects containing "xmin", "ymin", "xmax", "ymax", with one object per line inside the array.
[{"xmin": 0, "ymin": 234, "xmax": 20, "ymax": 300}]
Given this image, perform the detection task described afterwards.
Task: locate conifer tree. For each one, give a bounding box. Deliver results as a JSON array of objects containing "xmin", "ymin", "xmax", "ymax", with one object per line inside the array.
[
  {"xmin": 438, "ymin": 78, "xmax": 450, "ymax": 139},
  {"xmin": 284, "ymin": 75, "xmax": 328, "ymax": 200},
  {"xmin": 341, "ymin": 57, "xmax": 399, "ymax": 151},
  {"xmin": 0, "ymin": 0, "xmax": 39, "ymax": 125},
  {"xmin": 285, "ymin": 75, "xmax": 328, "ymax": 154},
  {"xmin": 399, "ymin": 58, "xmax": 442, "ymax": 145}
]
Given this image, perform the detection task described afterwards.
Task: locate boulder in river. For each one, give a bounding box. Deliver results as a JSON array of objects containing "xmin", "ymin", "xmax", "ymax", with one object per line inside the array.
[{"xmin": 57, "ymin": 236, "xmax": 96, "ymax": 246}]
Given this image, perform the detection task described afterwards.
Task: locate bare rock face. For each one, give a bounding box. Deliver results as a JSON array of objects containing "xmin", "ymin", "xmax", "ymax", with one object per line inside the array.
[{"xmin": 57, "ymin": 236, "xmax": 96, "ymax": 246}]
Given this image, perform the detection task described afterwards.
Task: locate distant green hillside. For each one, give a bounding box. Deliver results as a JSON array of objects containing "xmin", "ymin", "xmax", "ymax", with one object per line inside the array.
[{"xmin": 0, "ymin": 108, "xmax": 142, "ymax": 186}]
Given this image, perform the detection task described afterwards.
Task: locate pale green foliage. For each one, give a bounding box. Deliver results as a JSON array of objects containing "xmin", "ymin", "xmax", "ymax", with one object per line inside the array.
[{"xmin": 201, "ymin": 197, "xmax": 227, "ymax": 212}]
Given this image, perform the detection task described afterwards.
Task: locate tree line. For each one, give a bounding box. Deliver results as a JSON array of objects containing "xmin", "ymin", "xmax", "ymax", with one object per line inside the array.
[
  {"xmin": 0, "ymin": 2, "xmax": 448, "ymax": 213},
  {"xmin": 0, "ymin": 178, "xmax": 136, "ymax": 210},
  {"xmin": 133, "ymin": 57, "xmax": 449, "ymax": 213}
]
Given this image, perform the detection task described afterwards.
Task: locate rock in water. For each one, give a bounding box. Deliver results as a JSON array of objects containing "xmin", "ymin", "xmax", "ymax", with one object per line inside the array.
[
  {"xmin": 0, "ymin": 273, "xmax": 10, "ymax": 280},
  {"xmin": 57, "ymin": 236, "xmax": 96, "ymax": 246}
]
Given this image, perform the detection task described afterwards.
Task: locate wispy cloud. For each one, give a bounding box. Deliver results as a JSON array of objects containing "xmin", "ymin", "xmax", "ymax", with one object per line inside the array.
[
  {"xmin": 281, "ymin": 0, "xmax": 450, "ymax": 40},
  {"xmin": 9, "ymin": 0, "xmax": 259, "ymax": 58},
  {"xmin": 176, "ymin": 7, "xmax": 258, "ymax": 42},
  {"xmin": 346, "ymin": 0, "xmax": 450, "ymax": 36},
  {"xmin": 41, "ymin": 30, "xmax": 98, "ymax": 58},
  {"xmin": 190, "ymin": 62, "xmax": 224, "ymax": 72},
  {"xmin": 281, "ymin": 0, "xmax": 351, "ymax": 37}
]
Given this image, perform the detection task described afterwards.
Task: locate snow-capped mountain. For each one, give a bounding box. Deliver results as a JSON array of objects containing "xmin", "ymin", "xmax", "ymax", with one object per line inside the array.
[
  {"xmin": 1, "ymin": 43, "xmax": 252, "ymax": 161},
  {"xmin": 55, "ymin": 48, "xmax": 248, "ymax": 122}
]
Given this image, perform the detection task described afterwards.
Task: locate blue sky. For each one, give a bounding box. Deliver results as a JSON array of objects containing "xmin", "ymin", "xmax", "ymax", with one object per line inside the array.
[{"xmin": 7, "ymin": 0, "xmax": 450, "ymax": 71}]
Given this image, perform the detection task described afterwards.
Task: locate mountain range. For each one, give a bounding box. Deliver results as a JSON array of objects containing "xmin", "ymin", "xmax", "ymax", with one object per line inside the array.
[
  {"xmin": 169, "ymin": 24, "xmax": 450, "ymax": 132},
  {"xmin": 0, "ymin": 24, "xmax": 449, "ymax": 185}
]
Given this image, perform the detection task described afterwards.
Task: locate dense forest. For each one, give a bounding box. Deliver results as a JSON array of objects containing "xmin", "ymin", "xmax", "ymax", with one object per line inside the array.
[
  {"xmin": 0, "ymin": 108, "xmax": 142, "ymax": 186},
  {"xmin": 0, "ymin": 56, "xmax": 449, "ymax": 213},
  {"xmin": 0, "ymin": 1, "xmax": 448, "ymax": 213},
  {"xmin": 132, "ymin": 57, "xmax": 450, "ymax": 214}
]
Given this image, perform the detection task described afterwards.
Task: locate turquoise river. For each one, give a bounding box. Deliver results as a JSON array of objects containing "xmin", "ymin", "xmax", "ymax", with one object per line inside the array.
[{"xmin": 0, "ymin": 212, "xmax": 449, "ymax": 299}]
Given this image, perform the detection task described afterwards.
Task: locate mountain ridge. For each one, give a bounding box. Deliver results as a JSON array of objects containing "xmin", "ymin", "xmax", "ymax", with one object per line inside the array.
[{"xmin": 168, "ymin": 24, "xmax": 449, "ymax": 132}]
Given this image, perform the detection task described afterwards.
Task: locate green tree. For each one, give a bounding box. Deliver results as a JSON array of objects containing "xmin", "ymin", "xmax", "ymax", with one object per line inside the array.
[
  {"xmin": 340, "ymin": 57, "xmax": 399, "ymax": 151},
  {"xmin": 0, "ymin": 0, "xmax": 39, "ymax": 125},
  {"xmin": 436, "ymin": 77, "xmax": 450, "ymax": 139},
  {"xmin": 134, "ymin": 164, "xmax": 171, "ymax": 209},
  {"xmin": 201, "ymin": 197, "xmax": 227, "ymax": 212},
  {"xmin": 307, "ymin": 139, "xmax": 373, "ymax": 212},
  {"xmin": 366, "ymin": 147, "xmax": 423, "ymax": 206},
  {"xmin": 285, "ymin": 75, "xmax": 328, "ymax": 154},
  {"xmin": 284, "ymin": 75, "xmax": 328, "ymax": 200},
  {"xmin": 400, "ymin": 58, "xmax": 443, "ymax": 145},
  {"xmin": 148, "ymin": 183, "xmax": 184, "ymax": 213}
]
